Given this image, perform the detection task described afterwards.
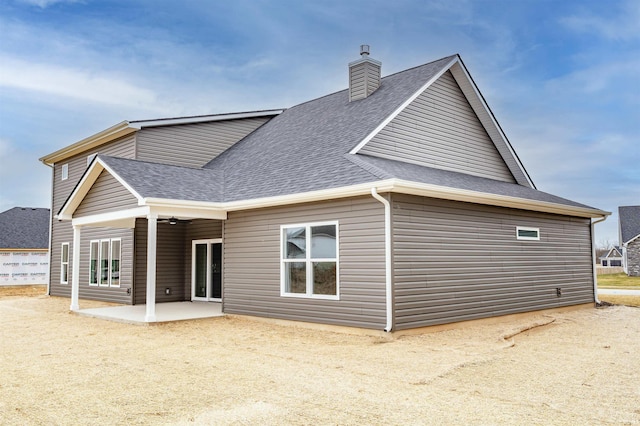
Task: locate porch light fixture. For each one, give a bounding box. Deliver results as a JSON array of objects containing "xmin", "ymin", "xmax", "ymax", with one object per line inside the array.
[{"xmin": 168, "ymin": 217, "xmax": 178, "ymax": 225}]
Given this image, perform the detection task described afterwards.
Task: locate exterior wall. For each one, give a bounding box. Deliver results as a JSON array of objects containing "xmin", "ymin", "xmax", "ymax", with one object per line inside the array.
[
  {"xmin": 391, "ymin": 194, "xmax": 594, "ymax": 330},
  {"xmin": 360, "ymin": 71, "xmax": 516, "ymax": 183},
  {"xmin": 627, "ymin": 240, "xmax": 640, "ymax": 276},
  {"xmin": 223, "ymin": 196, "xmax": 387, "ymax": 329},
  {"xmin": 49, "ymin": 135, "xmax": 136, "ymax": 300},
  {"xmin": 0, "ymin": 250, "xmax": 49, "ymax": 285},
  {"xmin": 135, "ymin": 117, "xmax": 271, "ymax": 168},
  {"xmin": 74, "ymin": 171, "xmax": 139, "ymax": 217}
]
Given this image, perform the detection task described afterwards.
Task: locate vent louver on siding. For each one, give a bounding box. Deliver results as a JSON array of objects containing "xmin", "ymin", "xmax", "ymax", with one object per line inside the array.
[{"xmin": 349, "ymin": 45, "xmax": 381, "ymax": 102}]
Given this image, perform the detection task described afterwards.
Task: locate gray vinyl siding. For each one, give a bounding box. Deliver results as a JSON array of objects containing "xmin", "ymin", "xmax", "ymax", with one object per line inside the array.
[
  {"xmin": 223, "ymin": 196, "xmax": 387, "ymax": 329},
  {"xmin": 136, "ymin": 117, "xmax": 270, "ymax": 168},
  {"xmin": 74, "ymin": 171, "xmax": 139, "ymax": 217},
  {"xmin": 349, "ymin": 61, "xmax": 381, "ymax": 101},
  {"xmin": 360, "ymin": 71, "xmax": 516, "ymax": 183},
  {"xmin": 448, "ymin": 62, "xmax": 532, "ymax": 187},
  {"xmin": 391, "ymin": 194, "xmax": 594, "ymax": 330},
  {"xmin": 134, "ymin": 220, "xmax": 186, "ymax": 304},
  {"xmin": 49, "ymin": 135, "xmax": 136, "ymax": 298}
]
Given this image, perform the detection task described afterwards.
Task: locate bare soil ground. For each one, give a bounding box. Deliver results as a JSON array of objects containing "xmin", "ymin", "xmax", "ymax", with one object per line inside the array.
[{"xmin": 1, "ymin": 290, "xmax": 639, "ymax": 425}]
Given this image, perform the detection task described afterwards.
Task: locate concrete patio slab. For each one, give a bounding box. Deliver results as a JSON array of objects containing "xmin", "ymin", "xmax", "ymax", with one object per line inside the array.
[{"xmin": 76, "ymin": 301, "xmax": 223, "ymax": 324}]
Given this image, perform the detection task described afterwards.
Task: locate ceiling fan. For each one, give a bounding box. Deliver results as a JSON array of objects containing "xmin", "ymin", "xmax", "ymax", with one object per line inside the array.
[{"xmin": 157, "ymin": 217, "xmax": 192, "ymax": 225}]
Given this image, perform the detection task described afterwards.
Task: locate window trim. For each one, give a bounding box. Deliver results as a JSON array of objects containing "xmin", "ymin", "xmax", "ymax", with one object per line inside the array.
[
  {"xmin": 60, "ymin": 242, "xmax": 69, "ymax": 284},
  {"xmin": 516, "ymin": 226, "xmax": 540, "ymax": 241},
  {"xmin": 89, "ymin": 238, "xmax": 121, "ymax": 287},
  {"xmin": 61, "ymin": 164, "xmax": 69, "ymax": 181},
  {"xmin": 280, "ymin": 221, "xmax": 339, "ymax": 300}
]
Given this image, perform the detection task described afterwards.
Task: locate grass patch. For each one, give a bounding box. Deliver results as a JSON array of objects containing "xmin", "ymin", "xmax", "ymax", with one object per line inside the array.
[
  {"xmin": 597, "ymin": 273, "xmax": 640, "ymax": 289},
  {"xmin": 598, "ymin": 294, "xmax": 640, "ymax": 308}
]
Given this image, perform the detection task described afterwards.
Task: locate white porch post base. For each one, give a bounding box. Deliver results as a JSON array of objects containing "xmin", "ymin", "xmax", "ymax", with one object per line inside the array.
[
  {"xmin": 70, "ymin": 225, "xmax": 81, "ymax": 311},
  {"xmin": 145, "ymin": 215, "xmax": 158, "ymax": 322}
]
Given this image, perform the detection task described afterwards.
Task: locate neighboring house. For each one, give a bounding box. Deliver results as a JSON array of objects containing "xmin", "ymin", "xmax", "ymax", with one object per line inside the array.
[
  {"xmin": 619, "ymin": 206, "xmax": 640, "ymax": 276},
  {"xmin": 599, "ymin": 246, "xmax": 623, "ymax": 267},
  {"xmin": 40, "ymin": 48, "xmax": 609, "ymax": 331},
  {"xmin": 0, "ymin": 207, "xmax": 50, "ymax": 285}
]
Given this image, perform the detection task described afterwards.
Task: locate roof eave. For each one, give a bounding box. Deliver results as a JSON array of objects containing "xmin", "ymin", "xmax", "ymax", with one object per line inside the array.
[{"xmin": 39, "ymin": 121, "xmax": 135, "ymax": 166}]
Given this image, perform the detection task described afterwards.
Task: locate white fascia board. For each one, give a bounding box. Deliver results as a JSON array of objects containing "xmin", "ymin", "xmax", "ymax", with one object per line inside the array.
[
  {"xmin": 390, "ymin": 179, "xmax": 610, "ymax": 219},
  {"xmin": 349, "ymin": 56, "xmax": 459, "ymax": 155},
  {"xmin": 145, "ymin": 203, "xmax": 227, "ymax": 220},
  {"xmin": 448, "ymin": 60, "xmax": 535, "ymax": 189},
  {"xmin": 145, "ymin": 179, "xmax": 608, "ymax": 219},
  {"xmin": 71, "ymin": 207, "xmax": 149, "ymax": 228},
  {"xmin": 39, "ymin": 121, "xmax": 136, "ymax": 166},
  {"xmin": 58, "ymin": 157, "xmax": 144, "ymax": 220},
  {"xmin": 129, "ymin": 110, "xmax": 284, "ymax": 129}
]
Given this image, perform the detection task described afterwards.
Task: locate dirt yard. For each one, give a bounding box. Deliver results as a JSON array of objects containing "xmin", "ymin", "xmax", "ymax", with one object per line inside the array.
[{"xmin": 1, "ymin": 289, "xmax": 639, "ymax": 425}]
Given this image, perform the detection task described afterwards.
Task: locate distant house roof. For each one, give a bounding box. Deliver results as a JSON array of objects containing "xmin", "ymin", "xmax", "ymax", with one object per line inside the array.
[
  {"xmin": 0, "ymin": 207, "xmax": 50, "ymax": 249},
  {"xmin": 600, "ymin": 246, "xmax": 623, "ymax": 260},
  {"xmin": 619, "ymin": 206, "xmax": 640, "ymax": 243}
]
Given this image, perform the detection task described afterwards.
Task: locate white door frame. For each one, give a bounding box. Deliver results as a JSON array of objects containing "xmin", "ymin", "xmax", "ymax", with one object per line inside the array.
[{"xmin": 191, "ymin": 238, "xmax": 222, "ymax": 302}]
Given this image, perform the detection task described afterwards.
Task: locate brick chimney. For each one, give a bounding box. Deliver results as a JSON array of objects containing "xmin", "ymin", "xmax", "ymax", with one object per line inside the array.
[{"xmin": 349, "ymin": 45, "xmax": 381, "ymax": 102}]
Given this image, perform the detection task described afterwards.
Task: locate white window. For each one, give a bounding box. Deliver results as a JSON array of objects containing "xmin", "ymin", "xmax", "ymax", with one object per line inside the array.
[
  {"xmin": 89, "ymin": 239, "xmax": 121, "ymax": 287},
  {"xmin": 61, "ymin": 164, "xmax": 69, "ymax": 181},
  {"xmin": 516, "ymin": 226, "xmax": 540, "ymax": 241},
  {"xmin": 60, "ymin": 243, "xmax": 69, "ymax": 284},
  {"xmin": 281, "ymin": 222, "xmax": 339, "ymax": 299}
]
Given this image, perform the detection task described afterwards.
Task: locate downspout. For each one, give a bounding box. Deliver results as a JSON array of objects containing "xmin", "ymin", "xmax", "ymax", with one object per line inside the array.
[
  {"xmin": 591, "ymin": 216, "xmax": 608, "ymax": 304},
  {"xmin": 371, "ymin": 188, "xmax": 393, "ymax": 332}
]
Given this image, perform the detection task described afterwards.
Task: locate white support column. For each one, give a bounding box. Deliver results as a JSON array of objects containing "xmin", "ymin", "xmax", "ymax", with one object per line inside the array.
[
  {"xmin": 70, "ymin": 225, "xmax": 81, "ymax": 311},
  {"xmin": 145, "ymin": 214, "xmax": 158, "ymax": 322}
]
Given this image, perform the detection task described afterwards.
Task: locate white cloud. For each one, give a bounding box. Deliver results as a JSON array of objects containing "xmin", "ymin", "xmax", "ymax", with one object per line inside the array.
[
  {"xmin": 15, "ymin": 0, "xmax": 81, "ymax": 8},
  {"xmin": 561, "ymin": 0, "xmax": 640, "ymax": 41},
  {"xmin": 0, "ymin": 57, "xmax": 173, "ymax": 113}
]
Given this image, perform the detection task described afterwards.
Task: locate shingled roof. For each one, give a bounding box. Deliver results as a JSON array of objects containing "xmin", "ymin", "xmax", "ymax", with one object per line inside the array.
[
  {"xmin": 61, "ymin": 53, "xmax": 608, "ymax": 220},
  {"xmin": 619, "ymin": 206, "xmax": 640, "ymax": 243},
  {"xmin": 0, "ymin": 207, "xmax": 50, "ymax": 249}
]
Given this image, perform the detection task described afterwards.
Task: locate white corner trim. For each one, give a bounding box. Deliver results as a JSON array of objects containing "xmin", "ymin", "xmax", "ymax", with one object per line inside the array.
[{"xmin": 349, "ymin": 56, "xmax": 459, "ymax": 155}]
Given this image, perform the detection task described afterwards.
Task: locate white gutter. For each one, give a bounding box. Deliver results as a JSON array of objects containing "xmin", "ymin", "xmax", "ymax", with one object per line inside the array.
[
  {"xmin": 591, "ymin": 216, "xmax": 608, "ymax": 304},
  {"xmin": 371, "ymin": 188, "xmax": 393, "ymax": 332}
]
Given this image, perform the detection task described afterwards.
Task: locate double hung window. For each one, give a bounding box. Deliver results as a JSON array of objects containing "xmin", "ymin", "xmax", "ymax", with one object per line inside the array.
[
  {"xmin": 90, "ymin": 239, "xmax": 121, "ymax": 287},
  {"xmin": 281, "ymin": 222, "xmax": 338, "ymax": 299}
]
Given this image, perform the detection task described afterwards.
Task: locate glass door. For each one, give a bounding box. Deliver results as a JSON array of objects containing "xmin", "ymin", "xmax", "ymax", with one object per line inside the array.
[{"xmin": 192, "ymin": 239, "xmax": 222, "ymax": 301}]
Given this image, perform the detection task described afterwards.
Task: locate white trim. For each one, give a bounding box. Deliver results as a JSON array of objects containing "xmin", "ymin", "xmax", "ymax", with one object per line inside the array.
[
  {"xmin": 349, "ymin": 56, "xmax": 459, "ymax": 155},
  {"xmin": 623, "ymin": 233, "xmax": 640, "ymax": 246},
  {"xmin": 280, "ymin": 221, "xmax": 339, "ymax": 300},
  {"xmin": 89, "ymin": 238, "xmax": 121, "ymax": 287},
  {"xmin": 70, "ymin": 207, "xmax": 149, "ymax": 227},
  {"xmin": 145, "ymin": 214, "xmax": 157, "ymax": 322},
  {"xmin": 516, "ymin": 226, "xmax": 540, "ymax": 241},
  {"xmin": 191, "ymin": 239, "xmax": 223, "ymax": 302},
  {"xmin": 371, "ymin": 188, "xmax": 393, "ymax": 332},
  {"xmin": 129, "ymin": 110, "xmax": 284, "ymax": 129}
]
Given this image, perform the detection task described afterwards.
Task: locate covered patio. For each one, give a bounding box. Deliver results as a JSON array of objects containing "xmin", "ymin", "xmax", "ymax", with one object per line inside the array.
[{"xmin": 76, "ymin": 301, "xmax": 223, "ymax": 324}]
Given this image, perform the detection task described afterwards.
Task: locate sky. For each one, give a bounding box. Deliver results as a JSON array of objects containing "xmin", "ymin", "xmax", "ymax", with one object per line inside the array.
[{"xmin": 0, "ymin": 0, "xmax": 638, "ymax": 247}]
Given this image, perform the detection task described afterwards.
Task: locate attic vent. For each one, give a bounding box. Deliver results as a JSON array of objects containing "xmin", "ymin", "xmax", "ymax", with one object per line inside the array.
[{"xmin": 349, "ymin": 45, "xmax": 381, "ymax": 102}]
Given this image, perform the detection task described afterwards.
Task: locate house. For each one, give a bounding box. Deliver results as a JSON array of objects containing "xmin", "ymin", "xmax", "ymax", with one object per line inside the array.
[
  {"xmin": 39, "ymin": 48, "xmax": 609, "ymax": 331},
  {"xmin": 0, "ymin": 207, "xmax": 50, "ymax": 285},
  {"xmin": 599, "ymin": 246, "xmax": 623, "ymax": 267},
  {"xmin": 619, "ymin": 206, "xmax": 640, "ymax": 276}
]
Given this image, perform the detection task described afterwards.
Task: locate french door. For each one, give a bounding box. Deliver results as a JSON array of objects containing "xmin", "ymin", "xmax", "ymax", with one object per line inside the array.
[{"xmin": 191, "ymin": 239, "xmax": 222, "ymax": 301}]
